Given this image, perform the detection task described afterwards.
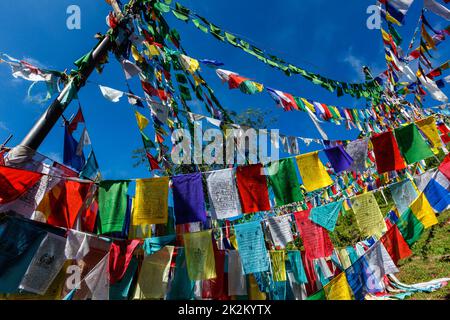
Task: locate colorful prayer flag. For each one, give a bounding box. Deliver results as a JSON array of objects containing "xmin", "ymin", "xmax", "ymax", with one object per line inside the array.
[
  {"xmin": 183, "ymin": 230, "xmax": 217, "ymax": 281},
  {"xmin": 394, "ymin": 123, "xmax": 434, "ymax": 164},
  {"xmin": 98, "ymin": 180, "xmax": 130, "ymax": 234},
  {"xmin": 351, "ymin": 192, "xmax": 387, "ymax": 238},
  {"xmin": 295, "ymin": 151, "xmax": 333, "ymax": 192},
  {"xmin": 235, "ymin": 164, "xmax": 271, "ymax": 213},
  {"xmin": 172, "ymin": 173, "xmax": 207, "ymax": 225},
  {"xmin": 267, "ymin": 158, "xmax": 303, "ymax": 206},
  {"xmin": 371, "ymin": 130, "xmax": 406, "ymax": 174}
]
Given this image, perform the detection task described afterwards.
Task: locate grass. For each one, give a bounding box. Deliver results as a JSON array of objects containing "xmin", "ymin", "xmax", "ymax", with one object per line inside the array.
[{"xmin": 395, "ymin": 209, "xmax": 450, "ymax": 300}]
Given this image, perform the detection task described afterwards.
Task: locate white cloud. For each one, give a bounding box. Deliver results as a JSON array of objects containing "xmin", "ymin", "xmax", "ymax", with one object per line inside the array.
[
  {"xmin": 0, "ymin": 121, "xmax": 9, "ymax": 132},
  {"xmin": 343, "ymin": 48, "xmax": 365, "ymax": 80}
]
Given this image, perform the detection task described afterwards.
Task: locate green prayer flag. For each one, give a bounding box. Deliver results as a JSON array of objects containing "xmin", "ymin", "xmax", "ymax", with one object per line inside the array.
[
  {"xmin": 98, "ymin": 180, "xmax": 130, "ymax": 234},
  {"xmin": 267, "ymin": 158, "xmax": 303, "ymax": 206},
  {"xmin": 396, "ymin": 208, "xmax": 425, "ymax": 246},
  {"xmin": 142, "ymin": 132, "xmax": 156, "ymax": 150},
  {"xmin": 307, "ymin": 289, "xmax": 326, "ymax": 300},
  {"xmin": 192, "ymin": 19, "xmax": 208, "ymax": 33},
  {"xmin": 394, "ymin": 123, "xmax": 434, "ymax": 164},
  {"xmin": 154, "ymin": 2, "xmax": 171, "ymax": 13},
  {"xmin": 74, "ymin": 50, "xmax": 93, "ymax": 70},
  {"xmin": 172, "ymin": 10, "xmax": 189, "ymax": 21}
]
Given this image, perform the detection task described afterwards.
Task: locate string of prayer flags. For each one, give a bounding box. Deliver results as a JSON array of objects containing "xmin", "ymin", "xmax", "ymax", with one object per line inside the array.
[
  {"xmin": 18, "ymin": 233, "xmax": 67, "ymax": 295},
  {"xmin": 172, "ymin": 173, "xmax": 207, "ymax": 225},
  {"xmin": 394, "ymin": 123, "xmax": 434, "ymax": 164},
  {"xmin": 379, "ymin": 0, "xmax": 415, "ymax": 25},
  {"xmin": 267, "ymin": 158, "xmax": 303, "ymax": 206},
  {"xmin": 424, "ymin": 0, "xmax": 450, "ymax": 21},
  {"xmin": 389, "ymin": 179, "xmax": 419, "ymax": 215},
  {"xmin": 227, "ymin": 250, "xmax": 247, "ymax": 296},
  {"xmin": 183, "ymin": 230, "xmax": 217, "ymax": 281},
  {"xmin": 205, "ymin": 168, "xmax": 241, "ymax": 220},
  {"xmin": 351, "ymin": 192, "xmax": 387, "ymax": 238},
  {"xmin": 215, "ymin": 69, "xmax": 264, "ymax": 94},
  {"xmin": 294, "ymin": 209, "xmax": 334, "ymax": 259},
  {"xmin": 295, "ymin": 151, "xmax": 333, "ymax": 192},
  {"xmin": 270, "ymin": 251, "xmax": 287, "ymax": 282},
  {"xmin": 0, "ymin": 166, "xmax": 43, "ymax": 204},
  {"xmin": 133, "ymin": 177, "xmax": 169, "ymax": 229},
  {"xmin": 323, "ymin": 272, "xmax": 353, "ymax": 300},
  {"xmin": 267, "ymin": 215, "xmax": 294, "ymax": 248},
  {"xmin": 98, "ymin": 180, "xmax": 130, "ymax": 234},
  {"xmin": 371, "ymin": 130, "xmax": 406, "ymax": 174},
  {"xmin": 233, "ymin": 221, "xmax": 270, "ymax": 274},
  {"xmin": 324, "ymin": 145, "xmax": 354, "ymax": 173},
  {"xmin": 380, "ymin": 225, "xmax": 412, "ymax": 265},
  {"xmin": 416, "ymin": 116, "xmax": 443, "ymax": 154},
  {"xmin": 309, "ymin": 200, "xmax": 344, "ymax": 232},
  {"xmin": 133, "ymin": 246, "xmax": 174, "ymax": 299},
  {"xmin": 235, "ymin": 164, "xmax": 271, "ymax": 213}
]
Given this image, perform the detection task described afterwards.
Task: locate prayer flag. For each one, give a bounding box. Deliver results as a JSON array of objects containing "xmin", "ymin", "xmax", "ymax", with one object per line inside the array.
[
  {"xmin": 309, "ymin": 200, "xmax": 344, "ymax": 232},
  {"xmin": 134, "ymin": 111, "xmax": 149, "ymax": 131},
  {"xmin": 380, "ymin": 225, "xmax": 412, "ymax": 265},
  {"xmin": 235, "ymin": 164, "xmax": 271, "ymax": 213},
  {"xmin": 234, "ymin": 221, "xmax": 270, "ymax": 274},
  {"xmin": 389, "ymin": 179, "xmax": 418, "ymax": 215},
  {"xmin": 166, "ymin": 248, "xmax": 195, "ymax": 300},
  {"xmin": 267, "ymin": 158, "xmax": 303, "ymax": 206},
  {"xmin": 294, "ymin": 209, "xmax": 334, "ymax": 259},
  {"xmin": 108, "ymin": 240, "xmax": 141, "ymax": 285},
  {"xmin": 172, "ymin": 173, "xmax": 207, "ymax": 225},
  {"xmin": 133, "ymin": 177, "xmax": 169, "ymax": 227},
  {"xmin": 287, "ymin": 250, "xmax": 308, "ymax": 284},
  {"xmin": 270, "ymin": 250, "xmax": 287, "ymax": 282},
  {"xmin": 205, "ymin": 168, "xmax": 241, "ymax": 220},
  {"xmin": 183, "ymin": 230, "xmax": 217, "ymax": 281},
  {"xmin": 371, "ymin": 130, "xmax": 406, "ymax": 174},
  {"xmin": 227, "ymin": 250, "xmax": 247, "ymax": 296},
  {"xmin": 133, "ymin": 246, "xmax": 174, "ymax": 299},
  {"xmin": 323, "ymin": 272, "xmax": 353, "ymax": 300},
  {"xmin": 63, "ymin": 126, "xmax": 85, "ymax": 172},
  {"xmin": 351, "ymin": 192, "xmax": 387, "ymax": 238},
  {"xmin": 324, "ymin": 145, "xmax": 354, "ymax": 173},
  {"xmin": 394, "ymin": 123, "xmax": 434, "ymax": 164},
  {"xmin": 0, "ymin": 166, "xmax": 42, "ymax": 204},
  {"xmin": 295, "ymin": 151, "xmax": 333, "ymax": 192},
  {"xmin": 408, "ymin": 193, "xmax": 438, "ymax": 229},
  {"xmin": 98, "ymin": 180, "xmax": 130, "ymax": 234},
  {"xmin": 267, "ymin": 215, "xmax": 294, "ymax": 248}
]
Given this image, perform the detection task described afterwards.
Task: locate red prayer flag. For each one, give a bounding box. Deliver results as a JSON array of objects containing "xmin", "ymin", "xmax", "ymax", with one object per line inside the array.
[
  {"xmin": 47, "ymin": 180, "xmax": 93, "ymax": 229},
  {"xmin": 81, "ymin": 199, "xmax": 98, "ymax": 233},
  {"xmin": 228, "ymin": 74, "xmax": 249, "ymax": 89},
  {"xmin": 202, "ymin": 245, "xmax": 229, "ymax": 300},
  {"xmin": 108, "ymin": 240, "xmax": 141, "ymax": 285},
  {"xmin": 301, "ymin": 250, "xmax": 319, "ymax": 296},
  {"xmin": 236, "ymin": 164, "xmax": 271, "ymax": 213},
  {"xmin": 294, "ymin": 209, "xmax": 334, "ymax": 259},
  {"xmin": 380, "ymin": 225, "xmax": 412, "ymax": 265},
  {"xmin": 68, "ymin": 108, "xmax": 85, "ymax": 134},
  {"xmin": 146, "ymin": 152, "xmax": 161, "ymax": 170},
  {"xmin": 0, "ymin": 166, "xmax": 43, "ymax": 204},
  {"xmin": 371, "ymin": 130, "xmax": 406, "ymax": 174}
]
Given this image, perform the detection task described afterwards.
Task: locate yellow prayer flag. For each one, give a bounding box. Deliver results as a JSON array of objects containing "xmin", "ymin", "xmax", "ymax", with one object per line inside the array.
[
  {"xmin": 183, "ymin": 230, "xmax": 216, "ymax": 281},
  {"xmin": 301, "ymin": 98, "xmax": 315, "ymax": 113},
  {"xmin": 351, "ymin": 192, "xmax": 387, "ymax": 238},
  {"xmin": 248, "ymin": 274, "xmax": 266, "ymax": 300},
  {"xmin": 295, "ymin": 151, "xmax": 333, "ymax": 192},
  {"xmin": 133, "ymin": 177, "xmax": 169, "ymax": 225},
  {"xmin": 409, "ymin": 193, "xmax": 438, "ymax": 229},
  {"xmin": 381, "ymin": 28, "xmax": 390, "ymax": 43},
  {"xmin": 416, "ymin": 116, "xmax": 443, "ymax": 154},
  {"xmin": 338, "ymin": 249, "xmax": 352, "ymax": 269},
  {"xmin": 133, "ymin": 246, "xmax": 174, "ymax": 300},
  {"xmin": 135, "ymin": 111, "xmax": 149, "ymax": 131},
  {"xmin": 324, "ymin": 272, "xmax": 353, "ymax": 300},
  {"xmin": 179, "ymin": 54, "xmax": 200, "ymax": 74},
  {"xmin": 131, "ymin": 45, "xmax": 144, "ymax": 63},
  {"xmin": 269, "ymin": 251, "xmax": 286, "ymax": 282}
]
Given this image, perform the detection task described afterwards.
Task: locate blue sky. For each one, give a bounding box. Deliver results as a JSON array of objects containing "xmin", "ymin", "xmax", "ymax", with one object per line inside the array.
[{"xmin": 0, "ymin": 0, "xmax": 448, "ymax": 180}]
